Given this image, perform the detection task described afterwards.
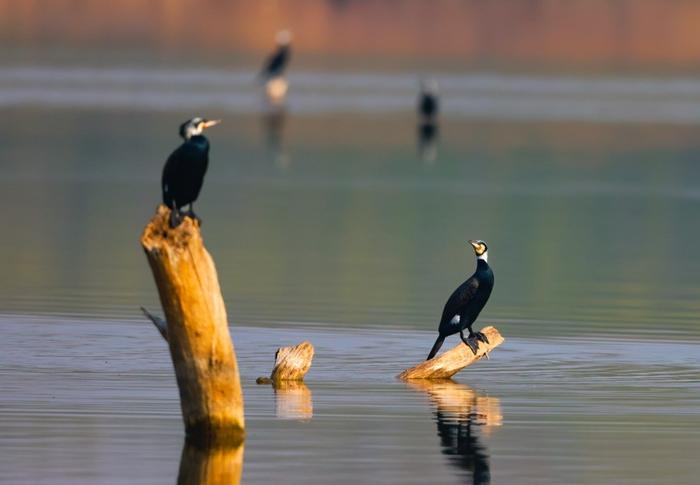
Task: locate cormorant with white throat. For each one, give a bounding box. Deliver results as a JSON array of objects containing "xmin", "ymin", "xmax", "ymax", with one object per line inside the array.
[
  {"xmin": 427, "ymin": 240, "xmax": 494, "ymax": 360},
  {"xmin": 260, "ymin": 30, "xmax": 292, "ymax": 104},
  {"xmin": 161, "ymin": 117, "xmax": 220, "ymax": 228}
]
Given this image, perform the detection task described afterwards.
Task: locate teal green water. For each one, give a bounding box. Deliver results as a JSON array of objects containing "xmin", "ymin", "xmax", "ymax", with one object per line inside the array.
[
  {"xmin": 2, "ymin": 103, "xmax": 700, "ymax": 338},
  {"xmin": 1, "ymin": 67, "xmax": 700, "ymax": 484}
]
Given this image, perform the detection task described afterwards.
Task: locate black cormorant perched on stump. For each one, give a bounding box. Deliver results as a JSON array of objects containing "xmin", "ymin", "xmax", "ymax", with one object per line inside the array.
[
  {"xmin": 259, "ymin": 30, "xmax": 292, "ymax": 105},
  {"xmin": 161, "ymin": 117, "xmax": 220, "ymax": 228},
  {"xmin": 427, "ymin": 240, "xmax": 495, "ymax": 360}
]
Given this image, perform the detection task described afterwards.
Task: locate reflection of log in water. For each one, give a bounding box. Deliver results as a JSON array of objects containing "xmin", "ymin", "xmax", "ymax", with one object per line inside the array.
[
  {"xmin": 408, "ymin": 380, "xmax": 502, "ymax": 485},
  {"xmin": 418, "ymin": 121, "xmax": 439, "ymax": 164},
  {"xmin": 177, "ymin": 440, "xmax": 244, "ymax": 485},
  {"xmin": 274, "ymin": 380, "xmax": 313, "ymax": 420}
]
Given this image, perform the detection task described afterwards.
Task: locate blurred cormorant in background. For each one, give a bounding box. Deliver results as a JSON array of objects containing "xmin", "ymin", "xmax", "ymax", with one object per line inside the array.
[
  {"xmin": 260, "ymin": 30, "xmax": 292, "ymax": 105},
  {"xmin": 418, "ymin": 79, "xmax": 440, "ymax": 163}
]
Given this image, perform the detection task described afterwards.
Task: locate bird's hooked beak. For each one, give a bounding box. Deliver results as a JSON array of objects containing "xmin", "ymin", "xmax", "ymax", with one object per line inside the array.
[
  {"xmin": 468, "ymin": 239, "xmax": 487, "ymax": 257},
  {"xmin": 202, "ymin": 119, "xmax": 221, "ymax": 129}
]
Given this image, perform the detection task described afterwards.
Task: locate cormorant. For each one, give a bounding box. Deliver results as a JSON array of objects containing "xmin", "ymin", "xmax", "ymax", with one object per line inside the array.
[
  {"xmin": 418, "ymin": 79, "xmax": 439, "ymax": 162},
  {"xmin": 260, "ymin": 30, "xmax": 292, "ymax": 104},
  {"xmin": 418, "ymin": 78, "xmax": 439, "ymax": 123},
  {"xmin": 161, "ymin": 117, "xmax": 220, "ymax": 228},
  {"xmin": 427, "ymin": 240, "xmax": 494, "ymax": 360}
]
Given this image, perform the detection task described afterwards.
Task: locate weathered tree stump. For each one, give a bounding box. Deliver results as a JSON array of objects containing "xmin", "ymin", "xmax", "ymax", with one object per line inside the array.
[
  {"xmin": 398, "ymin": 326, "xmax": 504, "ymax": 380},
  {"xmin": 141, "ymin": 205, "xmax": 244, "ymax": 446},
  {"xmin": 256, "ymin": 341, "xmax": 314, "ymax": 384}
]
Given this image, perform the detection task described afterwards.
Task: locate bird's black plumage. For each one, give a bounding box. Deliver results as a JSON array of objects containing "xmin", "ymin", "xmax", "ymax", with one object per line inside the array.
[
  {"xmin": 260, "ymin": 44, "xmax": 291, "ymax": 81},
  {"xmin": 427, "ymin": 242, "xmax": 494, "ymax": 360},
  {"xmin": 162, "ymin": 136, "xmax": 209, "ymax": 210},
  {"xmin": 161, "ymin": 118, "xmax": 218, "ymax": 227},
  {"xmin": 419, "ymin": 91, "xmax": 439, "ymax": 119}
]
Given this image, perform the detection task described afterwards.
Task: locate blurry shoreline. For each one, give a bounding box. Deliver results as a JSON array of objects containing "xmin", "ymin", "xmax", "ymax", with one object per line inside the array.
[{"xmin": 4, "ymin": 65, "xmax": 700, "ymax": 124}]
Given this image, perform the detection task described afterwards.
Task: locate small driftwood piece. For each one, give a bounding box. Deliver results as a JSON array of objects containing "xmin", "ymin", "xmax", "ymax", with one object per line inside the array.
[
  {"xmin": 256, "ymin": 341, "xmax": 314, "ymax": 384},
  {"xmin": 398, "ymin": 326, "xmax": 504, "ymax": 380},
  {"xmin": 141, "ymin": 205, "xmax": 244, "ymax": 446}
]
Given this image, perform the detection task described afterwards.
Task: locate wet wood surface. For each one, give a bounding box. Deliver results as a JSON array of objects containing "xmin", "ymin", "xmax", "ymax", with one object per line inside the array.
[{"xmin": 398, "ymin": 326, "xmax": 504, "ymax": 380}]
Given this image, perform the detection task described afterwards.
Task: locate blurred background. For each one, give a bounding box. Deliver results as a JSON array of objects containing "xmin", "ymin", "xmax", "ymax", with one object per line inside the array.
[
  {"xmin": 2, "ymin": 0, "xmax": 700, "ymax": 337},
  {"xmin": 2, "ymin": 2, "xmax": 700, "ymax": 484}
]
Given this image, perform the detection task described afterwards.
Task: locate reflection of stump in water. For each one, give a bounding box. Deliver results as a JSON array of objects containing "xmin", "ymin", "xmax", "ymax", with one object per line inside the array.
[
  {"xmin": 408, "ymin": 380, "xmax": 502, "ymax": 485},
  {"xmin": 418, "ymin": 121, "xmax": 439, "ymax": 164},
  {"xmin": 177, "ymin": 441, "xmax": 244, "ymax": 485},
  {"xmin": 273, "ymin": 380, "xmax": 313, "ymax": 420}
]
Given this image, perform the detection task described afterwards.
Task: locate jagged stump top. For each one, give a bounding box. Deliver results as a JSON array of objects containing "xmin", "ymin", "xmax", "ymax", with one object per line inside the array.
[{"xmin": 141, "ymin": 204, "xmax": 200, "ymax": 252}]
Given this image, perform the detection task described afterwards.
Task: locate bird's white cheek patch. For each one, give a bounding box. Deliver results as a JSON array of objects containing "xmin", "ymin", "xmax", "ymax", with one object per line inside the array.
[{"xmin": 450, "ymin": 315, "xmax": 460, "ymax": 324}]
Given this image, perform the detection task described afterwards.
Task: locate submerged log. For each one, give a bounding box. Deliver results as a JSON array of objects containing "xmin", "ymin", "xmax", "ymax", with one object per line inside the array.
[
  {"xmin": 398, "ymin": 326, "xmax": 504, "ymax": 380},
  {"xmin": 141, "ymin": 205, "xmax": 244, "ymax": 445},
  {"xmin": 256, "ymin": 341, "xmax": 314, "ymax": 384}
]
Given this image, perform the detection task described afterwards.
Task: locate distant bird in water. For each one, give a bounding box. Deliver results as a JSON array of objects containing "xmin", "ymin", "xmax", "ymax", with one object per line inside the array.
[
  {"xmin": 418, "ymin": 79, "xmax": 440, "ymax": 163},
  {"xmin": 427, "ymin": 240, "xmax": 494, "ymax": 360},
  {"xmin": 161, "ymin": 117, "xmax": 220, "ymax": 228},
  {"xmin": 419, "ymin": 78, "xmax": 439, "ymax": 122},
  {"xmin": 260, "ymin": 30, "xmax": 292, "ymax": 105}
]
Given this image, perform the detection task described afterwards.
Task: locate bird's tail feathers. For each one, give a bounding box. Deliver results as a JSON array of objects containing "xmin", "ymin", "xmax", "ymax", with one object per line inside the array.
[{"xmin": 427, "ymin": 335, "xmax": 445, "ymax": 360}]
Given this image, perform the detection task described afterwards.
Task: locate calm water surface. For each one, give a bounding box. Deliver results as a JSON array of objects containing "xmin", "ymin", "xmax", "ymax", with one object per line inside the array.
[{"xmin": 1, "ymin": 65, "xmax": 700, "ymax": 484}]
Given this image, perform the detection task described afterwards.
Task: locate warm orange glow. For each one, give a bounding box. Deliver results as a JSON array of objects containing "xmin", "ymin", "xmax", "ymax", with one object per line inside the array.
[{"xmin": 3, "ymin": 1, "xmax": 700, "ymax": 69}]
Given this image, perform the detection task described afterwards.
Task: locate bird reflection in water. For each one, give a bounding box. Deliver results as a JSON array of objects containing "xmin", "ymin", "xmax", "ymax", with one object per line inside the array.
[
  {"xmin": 262, "ymin": 107, "xmax": 291, "ymax": 168},
  {"xmin": 177, "ymin": 439, "xmax": 244, "ymax": 485},
  {"xmin": 418, "ymin": 121, "xmax": 439, "ymax": 164},
  {"xmin": 407, "ymin": 380, "xmax": 502, "ymax": 485}
]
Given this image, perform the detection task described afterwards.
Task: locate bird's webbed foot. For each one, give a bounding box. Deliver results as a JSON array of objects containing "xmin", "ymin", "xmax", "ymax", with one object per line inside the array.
[
  {"xmin": 474, "ymin": 331, "xmax": 490, "ymax": 345},
  {"xmin": 184, "ymin": 210, "xmax": 202, "ymax": 226},
  {"xmin": 460, "ymin": 333, "xmax": 479, "ymax": 355},
  {"xmin": 169, "ymin": 209, "xmax": 183, "ymax": 228}
]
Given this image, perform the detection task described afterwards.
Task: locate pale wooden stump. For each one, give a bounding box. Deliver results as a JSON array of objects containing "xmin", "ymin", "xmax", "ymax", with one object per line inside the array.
[
  {"xmin": 255, "ymin": 341, "xmax": 315, "ymax": 420},
  {"xmin": 398, "ymin": 326, "xmax": 504, "ymax": 380},
  {"xmin": 256, "ymin": 341, "xmax": 315, "ymax": 384},
  {"xmin": 141, "ymin": 205, "xmax": 244, "ymax": 445}
]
